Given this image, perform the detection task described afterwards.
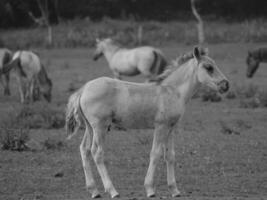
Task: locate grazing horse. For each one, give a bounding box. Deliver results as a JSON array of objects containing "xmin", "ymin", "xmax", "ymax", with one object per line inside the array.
[
  {"xmin": 0, "ymin": 48, "xmax": 13, "ymax": 95},
  {"xmin": 93, "ymin": 38, "xmax": 168, "ymax": 81},
  {"xmin": 66, "ymin": 47, "xmax": 229, "ymax": 198},
  {"xmin": 246, "ymin": 48, "xmax": 267, "ymax": 78},
  {"xmin": 3, "ymin": 51, "xmax": 52, "ymax": 103}
]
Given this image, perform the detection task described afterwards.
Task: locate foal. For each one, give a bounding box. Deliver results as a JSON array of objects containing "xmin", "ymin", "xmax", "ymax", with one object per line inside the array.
[
  {"xmin": 66, "ymin": 46, "xmax": 229, "ymax": 198},
  {"xmin": 93, "ymin": 38, "xmax": 168, "ymax": 81}
]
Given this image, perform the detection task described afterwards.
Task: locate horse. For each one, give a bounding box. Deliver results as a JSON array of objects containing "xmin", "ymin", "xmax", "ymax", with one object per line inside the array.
[
  {"xmin": 3, "ymin": 50, "xmax": 52, "ymax": 103},
  {"xmin": 246, "ymin": 48, "xmax": 267, "ymax": 78},
  {"xmin": 66, "ymin": 46, "xmax": 229, "ymax": 198},
  {"xmin": 93, "ymin": 38, "xmax": 168, "ymax": 81},
  {"xmin": 0, "ymin": 48, "xmax": 13, "ymax": 95}
]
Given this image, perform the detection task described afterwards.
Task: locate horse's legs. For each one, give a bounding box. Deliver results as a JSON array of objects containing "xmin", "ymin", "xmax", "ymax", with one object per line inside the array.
[
  {"xmin": 113, "ymin": 71, "xmax": 122, "ymax": 80},
  {"xmin": 3, "ymin": 73, "xmax": 10, "ymax": 96},
  {"xmin": 17, "ymin": 78, "xmax": 26, "ymax": 104},
  {"xmin": 24, "ymin": 81, "xmax": 32, "ymax": 103},
  {"xmin": 164, "ymin": 131, "xmax": 180, "ymax": 197},
  {"xmin": 29, "ymin": 79, "xmax": 35, "ymax": 103},
  {"xmin": 80, "ymin": 123, "xmax": 100, "ymax": 198},
  {"xmin": 91, "ymin": 123, "xmax": 119, "ymax": 198},
  {"xmin": 144, "ymin": 124, "xmax": 167, "ymax": 197}
]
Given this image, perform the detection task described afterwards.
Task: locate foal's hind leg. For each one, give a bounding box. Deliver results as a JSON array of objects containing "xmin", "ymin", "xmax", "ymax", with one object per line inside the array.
[
  {"xmin": 164, "ymin": 131, "xmax": 180, "ymax": 197},
  {"xmin": 91, "ymin": 122, "xmax": 119, "ymax": 198},
  {"xmin": 80, "ymin": 124, "xmax": 100, "ymax": 198}
]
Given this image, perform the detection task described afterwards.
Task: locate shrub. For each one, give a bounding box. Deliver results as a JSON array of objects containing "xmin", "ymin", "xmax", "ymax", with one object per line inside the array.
[
  {"xmin": 201, "ymin": 88, "xmax": 222, "ymax": 102},
  {"xmin": 235, "ymin": 83, "xmax": 258, "ymax": 99},
  {"xmin": 42, "ymin": 138, "xmax": 65, "ymax": 150},
  {"xmin": 239, "ymin": 97, "xmax": 260, "ymax": 108},
  {"xmin": 0, "ymin": 103, "xmax": 65, "ymax": 130},
  {"xmin": 0, "ymin": 128, "xmax": 29, "ymax": 151},
  {"xmin": 219, "ymin": 121, "xmax": 240, "ymax": 135},
  {"xmin": 225, "ymin": 90, "xmax": 237, "ymax": 99}
]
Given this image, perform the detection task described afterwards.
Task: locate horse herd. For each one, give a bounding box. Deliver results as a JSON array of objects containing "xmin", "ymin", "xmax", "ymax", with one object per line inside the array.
[{"xmin": 1, "ymin": 39, "xmax": 264, "ymax": 198}]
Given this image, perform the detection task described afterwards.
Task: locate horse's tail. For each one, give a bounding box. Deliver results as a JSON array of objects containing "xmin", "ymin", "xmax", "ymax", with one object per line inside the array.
[
  {"xmin": 152, "ymin": 50, "xmax": 168, "ymax": 76},
  {"xmin": 65, "ymin": 87, "xmax": 85, "ymax": 140},
  {"xmin": 2, "ymin": 57, "xmax": 20, "ymax": 74},
  {"xmin": 2, "ymin": 51, "xmax": 27, "ymax": 77}
]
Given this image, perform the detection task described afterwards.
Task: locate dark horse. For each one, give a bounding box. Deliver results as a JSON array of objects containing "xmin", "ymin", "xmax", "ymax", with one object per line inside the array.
[{"xmin": 246, "ymin": 48, "xmax": 267, "ymax": 78}]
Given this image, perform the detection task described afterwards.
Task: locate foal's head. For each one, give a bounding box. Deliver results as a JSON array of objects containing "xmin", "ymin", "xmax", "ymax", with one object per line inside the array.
[
  {"xmin": 93, "ymin": 38, "xmax": 115, "ymax": 61},
  {"xmin": 246, "ymin": 51, "xmax": 259, "ymax": 78},
  {"xmin": 193, "ymin": 47, "xmax": 229, "ymax": 94}
]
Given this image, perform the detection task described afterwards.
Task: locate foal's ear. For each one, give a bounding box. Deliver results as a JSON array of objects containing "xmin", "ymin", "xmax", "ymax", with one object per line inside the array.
[{"xmin": 193, "ymin": 46, "xmax": 201, "ymax": 62}]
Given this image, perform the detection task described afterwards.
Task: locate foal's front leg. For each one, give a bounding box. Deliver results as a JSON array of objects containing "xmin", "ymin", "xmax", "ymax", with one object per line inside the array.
[
  {"xmin": 91, "ymin": 123, "xmax": 119, "ymax": 198},
  {"xmin": 144, "ymin": 124, "xmax": 168, "ymax": 197},
  {"xmin": 164, "ymin": 131, "xmax": 180, "ymax": 197}
]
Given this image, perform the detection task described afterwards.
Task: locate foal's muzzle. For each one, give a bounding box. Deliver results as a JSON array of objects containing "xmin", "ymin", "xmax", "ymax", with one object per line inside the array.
[
  {"xmin": 93, "ymin": 52, "xmax": 103, "ymax": 61},
  {"xmin": 218, "ymin": 80, "xmax": 229, "ymax": 94}
]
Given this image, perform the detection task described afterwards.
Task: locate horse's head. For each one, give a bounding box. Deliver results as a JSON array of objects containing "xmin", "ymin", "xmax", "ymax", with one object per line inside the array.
[
  {"xmin": 93, "ymin": 38, "xmax": 113, "ymax": 61},
  {"xmin": 246, "ymin": 51, "xmax": 259, "ymax": 78},
  {"xmin": 41, "ymin": 77, "xmax": 52, "ymax": 102},
  {"xmin": 194, "ymin": 47, "xmax": 229, "ymax": 94}
]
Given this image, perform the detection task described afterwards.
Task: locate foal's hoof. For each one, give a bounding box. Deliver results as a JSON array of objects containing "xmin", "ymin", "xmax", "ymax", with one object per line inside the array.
[
  {"xmin": 92, "ymin": 193, "xmax": 101, "ymax": 198},
  {"xmin": 111, "ymin": 193, "xmax": 120, "ymax": 198},
  {"xmin": 147, "ymin": 193, "xmax": 156, "ymax": 198},
  {"xmin": 172, "ymin": 192, "xmax": 181, "ymax": 198}
]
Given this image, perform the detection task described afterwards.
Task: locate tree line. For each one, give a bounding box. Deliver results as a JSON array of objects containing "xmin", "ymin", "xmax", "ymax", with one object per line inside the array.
[{"xmin": 1, "ymin": 0, "xmax": 267, "ymax": 28}]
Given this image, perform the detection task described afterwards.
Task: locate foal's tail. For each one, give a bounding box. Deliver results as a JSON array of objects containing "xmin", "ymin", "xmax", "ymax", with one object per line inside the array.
[
  {"xmin": 152, "ymin": 50, "xmax": 168, "ymax": 76},
  {"xmin": 65, "ymin": 87, "xmax": 85, "ymax": 140}
]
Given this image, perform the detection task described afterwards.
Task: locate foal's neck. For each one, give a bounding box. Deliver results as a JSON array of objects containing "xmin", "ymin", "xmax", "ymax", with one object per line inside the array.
[{"xmin": 163, "ymin": 59, "xmax": 199, "ymax": 103}]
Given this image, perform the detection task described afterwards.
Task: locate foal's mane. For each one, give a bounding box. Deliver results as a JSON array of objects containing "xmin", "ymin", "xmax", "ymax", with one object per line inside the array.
[{"xmin": 151, "ymin": 47, "xmax": 208, "ymax": 84}]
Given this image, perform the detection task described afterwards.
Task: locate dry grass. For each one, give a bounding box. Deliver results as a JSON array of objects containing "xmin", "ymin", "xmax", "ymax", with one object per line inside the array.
[
  {"xmin": 2, "ymin": 18, "xmax": 267, "ymax": 49},
  {"xmin": 0, "ymin": 103, "xmax": 65, "ymax": 130},
  {"xmin": 0, "ymin": 128, "xmax": 29, "ymax": 151}
]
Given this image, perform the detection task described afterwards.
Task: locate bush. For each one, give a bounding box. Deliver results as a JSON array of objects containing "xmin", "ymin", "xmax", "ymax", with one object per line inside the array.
[
  {"xmin": 42, "ymin": 138, "xmax": 65, "ymax": 150},
  {"xmin": 219, "ymin": 121, "xmax": 240, "ymax": 135},
  {"xmin": 201, "ymin": 88, "xmax": 222, "ymax": 102},
  {"xmin": 239, "ymin": 97, "xmax": 260, "ymax": 108},
  {"xmin": 0, "ymin": 103, "xmax": 65, "ymax": 130},
  {"xmin": 235, "ymin": 83, "xmax": 258, "ymax": 99},
  {"xmin": 225, "ymin": 90, "xmax": 237, "ymax": 99},
  {"xmin": 0, "ymin": 128, "xmax": 29, "ymax": 151}
]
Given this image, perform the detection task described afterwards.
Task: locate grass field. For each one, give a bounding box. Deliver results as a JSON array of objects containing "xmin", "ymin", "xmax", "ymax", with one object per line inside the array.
[{"xmin": 0, "ymin": 43, "xmax": 267, "ymax": 200}]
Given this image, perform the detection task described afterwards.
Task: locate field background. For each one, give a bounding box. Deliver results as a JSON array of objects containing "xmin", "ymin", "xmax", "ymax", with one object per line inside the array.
[{"xmin": 1, "ymin": 20, "xmax": 267, "ymax": 200}]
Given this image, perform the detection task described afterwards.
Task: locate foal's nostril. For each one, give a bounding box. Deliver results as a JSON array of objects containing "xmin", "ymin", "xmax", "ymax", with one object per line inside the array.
[{"xmin": 218, "ymin": 80, "xmax": 229, "ymax": 93}]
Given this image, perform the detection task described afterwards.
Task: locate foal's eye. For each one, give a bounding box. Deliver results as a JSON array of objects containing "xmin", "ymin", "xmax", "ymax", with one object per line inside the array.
[{"xmin": 205, "ymin": 65, "xmax": 214, "ymax": 74}]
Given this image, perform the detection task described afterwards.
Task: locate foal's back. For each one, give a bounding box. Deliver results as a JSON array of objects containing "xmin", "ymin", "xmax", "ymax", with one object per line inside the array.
[{"xmin": 80, "ymin": 77, "xmax": 159, "ymax": 128}]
